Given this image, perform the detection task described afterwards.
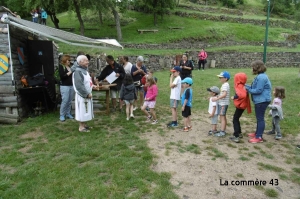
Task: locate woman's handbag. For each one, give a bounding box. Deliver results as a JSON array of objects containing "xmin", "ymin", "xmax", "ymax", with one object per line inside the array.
[{"xmin": 204, "ymin": 59, "xmax": 207, "ymax": 64}]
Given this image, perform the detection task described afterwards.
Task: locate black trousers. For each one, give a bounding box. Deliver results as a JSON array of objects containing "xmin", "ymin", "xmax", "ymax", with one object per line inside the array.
[
  {"xmin": 233, "ymin": 108, "xmax": 245, "ymax": 137},
  {"xmin": 198, "ymin": 60, "xmax": 206, "ymax": 70}
]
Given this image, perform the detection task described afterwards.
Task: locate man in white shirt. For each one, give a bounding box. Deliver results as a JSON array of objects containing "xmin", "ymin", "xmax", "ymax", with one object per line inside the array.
[{"xmin": 168, "ymin": 66, "xmax": 182, "ymax": 127}]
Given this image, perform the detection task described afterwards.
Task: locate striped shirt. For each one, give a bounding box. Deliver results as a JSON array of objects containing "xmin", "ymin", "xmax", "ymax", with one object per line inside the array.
[{"xmin": 219, "ymin": 82, "xmax": 230, "ymax": 106}]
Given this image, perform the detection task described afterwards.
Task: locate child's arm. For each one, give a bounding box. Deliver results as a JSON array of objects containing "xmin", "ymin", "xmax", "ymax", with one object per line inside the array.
[
  {"xmin": 170, "ymin": 75, "xmax": 177, "ymax": 88},
  {"xmin": 212, "ymin": 91, "xmax": 227, "ymax": 102},
  {"xmin": 182, "ymin": 99, "xmax": 188, "ymax": 111},
  {"xmin": 209, "ymin": 106, "xmax": 216, "ymax": 118}
]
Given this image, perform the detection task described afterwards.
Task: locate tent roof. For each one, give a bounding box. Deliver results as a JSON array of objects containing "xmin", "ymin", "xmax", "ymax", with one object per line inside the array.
[{"xmin": 0, "ymin": 8, "xmax": 123, "ymax": 49}]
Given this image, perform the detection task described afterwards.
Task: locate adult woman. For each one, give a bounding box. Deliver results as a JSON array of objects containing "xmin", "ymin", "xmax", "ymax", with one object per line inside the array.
[
  {"xmin": 198, "ymin": 48, "xmax": 208, "ymax": 71},
  {"xmin": 179, "ymin": 54, "xmax": 193, "ymax": 80},
  {"xmin": 59, "ymin": 55, "xmax": 75, "ymax": 121},
  {"xmin": 245, "ymin": 60, "xmax": 272, "ymax": 143},
  {"xmin": 131, "ymin": 56, "xmax": 147, "ymax": 110}
]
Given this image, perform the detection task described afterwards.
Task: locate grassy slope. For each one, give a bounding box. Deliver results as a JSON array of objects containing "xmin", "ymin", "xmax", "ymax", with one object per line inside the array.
[{"xmin": 46, "ymin": 1, "xmax": 300, "ymax": 55}]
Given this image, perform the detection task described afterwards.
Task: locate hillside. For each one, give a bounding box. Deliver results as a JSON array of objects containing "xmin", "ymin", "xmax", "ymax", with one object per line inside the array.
[{"xmin": 46, "ymin": 0, "xmax": 300, "ymax": 55}]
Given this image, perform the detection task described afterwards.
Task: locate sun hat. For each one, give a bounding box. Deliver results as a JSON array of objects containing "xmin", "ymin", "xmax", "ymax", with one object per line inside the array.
[{"xmin": 207, "ymin": 86, "xmax": 220, "ymax": 94}]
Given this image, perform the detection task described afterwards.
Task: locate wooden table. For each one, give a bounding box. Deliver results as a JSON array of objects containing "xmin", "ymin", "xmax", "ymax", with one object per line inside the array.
[
  {"xmin": 95, "ymin": 87, "xmax": 110, "ymax": 115},
  {"xmin": 93, "ymin": 83, "xmax": 117, "ymax": 115}
]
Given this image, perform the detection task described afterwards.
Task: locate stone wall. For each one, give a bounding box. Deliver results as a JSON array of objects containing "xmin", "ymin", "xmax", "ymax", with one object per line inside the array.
[
  {"xmin": 83, "ymin": 52, "xmax": 300, "ymax": 75},
  {"xmin": 123, "ymin": 40, "xmax": 297, "ymax": 49}
]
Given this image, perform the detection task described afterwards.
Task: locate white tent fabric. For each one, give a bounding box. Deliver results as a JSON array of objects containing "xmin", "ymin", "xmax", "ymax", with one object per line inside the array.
[{"xmin": 5, "ymin": 15, "xmax": 123, "ymax": 49}]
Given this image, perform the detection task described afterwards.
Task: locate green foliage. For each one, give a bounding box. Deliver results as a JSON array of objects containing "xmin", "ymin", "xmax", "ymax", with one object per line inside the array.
[{"xmin": 264, "ymin": 188, "xmax": 278, "ymax": 197}]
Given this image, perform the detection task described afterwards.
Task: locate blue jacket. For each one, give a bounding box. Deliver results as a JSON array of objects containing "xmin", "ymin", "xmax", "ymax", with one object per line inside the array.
[{"xmin": 245, "ymin": 73, "xmax": 272, "ymax": 104}]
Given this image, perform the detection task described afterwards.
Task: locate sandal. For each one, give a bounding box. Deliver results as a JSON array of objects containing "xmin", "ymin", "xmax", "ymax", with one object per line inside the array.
[{"xmin": 79, "ymin": 128, "xmax": 90, "ymax": 132}]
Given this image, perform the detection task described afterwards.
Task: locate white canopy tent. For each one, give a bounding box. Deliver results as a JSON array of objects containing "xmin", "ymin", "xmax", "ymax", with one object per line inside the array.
[{"xmin": 1, "ymin": 13, "xmax": 123, "ymax": 50}]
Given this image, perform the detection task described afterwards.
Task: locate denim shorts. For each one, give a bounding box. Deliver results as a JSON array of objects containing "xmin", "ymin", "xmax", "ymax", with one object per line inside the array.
[
  {"xmin": 218, "ymin": 105, "xmax": 228, "ymax": 116},
  {"xmin": 135, "ymin": 86, "xmax": 144, "ymax": 92},
  {"xmin": 124, "ymin": 99, "xmax": 134, "ymax": 105},
  {"xmin": 170, "ymin": 99, "xmax": 180, "ymax": 108}
]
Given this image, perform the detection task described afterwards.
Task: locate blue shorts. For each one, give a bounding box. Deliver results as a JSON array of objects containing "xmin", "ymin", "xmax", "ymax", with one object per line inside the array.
[
  {"xmin": 170, "ymin": 99, "xmax": 180, "ymax": 108},
  {"xmin": 135, "ymin": 86, "xmax": 144, "ymax": 92},
  {"xmin": 211, "ymin": 114, "xmax": 218, "ymax": 124},
  {"xmin": 218, "ymin": 105, "xmax": 228, "ymax": 116}
]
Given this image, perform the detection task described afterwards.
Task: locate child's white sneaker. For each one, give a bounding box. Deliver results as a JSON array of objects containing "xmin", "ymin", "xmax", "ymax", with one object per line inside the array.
[
  {"xmin": 130, "ymin": 114, "xmax": 134, "ymax": 118},
  {"xmin": 126, "ymin": 117, "xmax": 129, "ymax": 121}
]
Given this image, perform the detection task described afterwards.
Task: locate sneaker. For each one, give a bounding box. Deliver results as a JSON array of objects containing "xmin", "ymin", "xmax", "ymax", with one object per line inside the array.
[
  {"xmin": 146, "ymin": 115, "xmax": 152, "ymax": 122},
  {"xmin": 275, "ymin": 135, "xmax": 282, "ymax": 140},
  {"xmin": 230, "ymin": 136, "xmax": 240, "ymax": 143},
  {"xmin": 130, "ymin": 114, "xmax": 135, "ymax": 118},
  {"xmin": 208, "ymin": 130, "xmax": 218, "ymax": 135},
  {"xmin": 248, "ymin": 137, "xmax": 263, "ymax": 143},
  {"xmin": 133, "ymin": 107, "xmax": 138, "ymax": 111},
  {"xmin": 247, "ymin": 133, "xmax": 256, "ymax": 138},
  {"xmin": 59, "ymin": 116, "xmax": 65, "ymax": 122},
  {"xmin": 151, "ymin": 120, "xmax": 158, "ymax": 124},
  {"xmin": 126, "ymin": 117, "xmax": 129, "ymax": 121},
  {"xmin": 183, "ymin": 127, "xmax": 189, "ymax": 132},
  {"xmin": 167, "ymin": 123, "xmax": 178, "ymax": 128},
  {"xmin": 238, "ymin": 133, "xmax": 243, "ymax": 138},
  {"xmin": 65, "ymin": 114, "xmax": 74, "ymax": 119},
  {"xmin": 267, "ymin": 130, "xmax": 275, "ymax": 135},
  {"xmin": 214, "ymin": 131, "xmax": 226, "ymax": 137},
  {"xmin": 188, "ymin": 126, "xmax": 192, "ymax": 130}
]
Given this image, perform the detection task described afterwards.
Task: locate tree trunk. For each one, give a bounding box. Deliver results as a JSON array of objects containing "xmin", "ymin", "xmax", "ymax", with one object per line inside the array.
[
  {"xmin": 49, "ymin": 14, "xmax": 60, "ymax": 29},
  {"xmin": 112, "ymin": 8, "xmax": 122, "ymax": 41},
  {"xmin": 98, "ymin": 10, "xmax": 103, "ymax": 25},
  {"xmin": 73, "ymin": 0, "xmax": 85, "ymax": 36}
]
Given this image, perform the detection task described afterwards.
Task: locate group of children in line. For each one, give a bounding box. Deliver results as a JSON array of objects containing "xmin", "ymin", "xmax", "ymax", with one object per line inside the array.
[
  {"xmin": 168, "ymin": 66, "xmax": 286, "ymax": 143},
  {"xmin": 119, "ymin": 62, "xmax": 286, "ymax": 142}
]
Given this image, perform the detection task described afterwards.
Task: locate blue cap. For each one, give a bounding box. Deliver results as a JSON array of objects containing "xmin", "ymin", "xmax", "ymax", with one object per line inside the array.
[
  {"xmin": 217, "ymin": 71, "xmax": 230, "ymax": 80},
  {"xmin": 181, "ymin": 77, "xmax": 193, "ymax": 85},
  {"xmin": 170, "ymin": 66, "xmax": 182, "ymax": 72}
]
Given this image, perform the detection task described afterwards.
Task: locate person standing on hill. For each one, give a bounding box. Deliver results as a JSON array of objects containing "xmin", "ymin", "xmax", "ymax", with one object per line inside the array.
[
  {"xmin": 41, "ymin": 8, "xmax": 48, "ymax": 25},
  {"xmin": 198, "ymin": 48, "xmax": 208, "ymax": 71}
]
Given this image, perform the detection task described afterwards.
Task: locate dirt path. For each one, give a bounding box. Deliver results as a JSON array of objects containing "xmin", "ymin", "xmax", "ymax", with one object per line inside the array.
[{"xmin": 141, "ymin": 113, "xmax": 300, "ymax": 199}]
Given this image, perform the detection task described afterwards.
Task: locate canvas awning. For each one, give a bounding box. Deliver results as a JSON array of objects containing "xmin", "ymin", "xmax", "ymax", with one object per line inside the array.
[{"xmin": 1, "ymin": 12, "xmax": 123, "ymax": 49}]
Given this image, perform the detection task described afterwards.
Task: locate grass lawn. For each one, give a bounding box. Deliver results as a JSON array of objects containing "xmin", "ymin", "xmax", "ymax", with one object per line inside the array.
[{"xmin": 0, "ymin": 67, "xmax": 300, "ymax": 198}]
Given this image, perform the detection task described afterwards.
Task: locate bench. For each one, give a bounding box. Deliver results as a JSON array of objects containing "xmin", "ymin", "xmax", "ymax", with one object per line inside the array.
[
  {"xmin": 60, "ymin": 27, "xmax": 75, "ymax": 32},
  {"xmin": 168, "ymin": 27, "xmax": 184, "ymax": 30},
  {"xmin": 137, "ymin": 29, "xmax": 159, "ymax": 34}
]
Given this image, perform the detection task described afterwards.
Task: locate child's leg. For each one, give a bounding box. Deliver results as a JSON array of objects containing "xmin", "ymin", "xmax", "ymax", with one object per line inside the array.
[
  {"xmin": 125, "ymin": 103, "xmax": 130, "ymax": 118},
  {"xmin": 183, "ymin": 117, "xmax": 188, "ymax": 127},
  {"xmin": 172, "ymin": 108, "xmax": 177, "ymax": 123},
  {"xmin": 212, "ymin": 124, "xmax": 217, "ymax": 131},
  {"xmin": 130, "ymin": 103, "xmax": 134, "ymax": 115},
  {"xmin": 220, "ymin": 115, "xmax": 226, "ymax": 131},
  {"xmin": 233, "ymin": 108, "xmax": 245, "ymax": 137},
  {"xmin": 141, "ymin": 104, "xmax": 149, "ymax": 116},
  {"xmin": 274, "ymin": 116, "xmax": 282, "ymax": 136},
  {"xmin": 187, "ymin": 115, "xmax": 191, "ymax": 127},
  {"xmin": 150, "ymin": 108, "xmax": 157, "ymax": 120}
]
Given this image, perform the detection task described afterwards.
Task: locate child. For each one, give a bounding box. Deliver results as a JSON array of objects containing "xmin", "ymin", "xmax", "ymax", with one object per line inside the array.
[
  {"xmin": 141, "ymin": 76, "xmax": 158, "ymax": 124},
  {"xmin": 120, "ymin": 74, "xmax": 137, "ymax": 121},
  {"xmin": 167, "ymin": 66, "xmax": 182, "ymax": 127},
  {"xmin": 181, "ymin": 78, "xmax": 193, "ymax": 132},
  {"xmin": 267, "ymin": 86, "xmax": 285, "ymax": 140},
  {"xmin": 230, "ymin": 73, "xmax": 252, "ymax": 143},
  {"xmin": 207, "ymin": 86, "xmax": 220, "ymax": 135},
  {"xmin": 213, "ymin": 71, "xmax": 230, "ymax": 137}
]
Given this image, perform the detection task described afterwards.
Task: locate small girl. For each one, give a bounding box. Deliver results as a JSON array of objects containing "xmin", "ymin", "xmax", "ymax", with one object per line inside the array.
[
  {"xmin": 120, "ymin": 74, "xmax": 137, "ymax": 121},
  {"xmin": 207, "ymin": 86, "xmax": 220, "ymax": 135},
  {"xmin": 267, "ymin": 86, "xmax": 285, "ymax": 140},
  {"xmin": 141, "ymin": 76, "xmax": 158, "ymax": 124}
]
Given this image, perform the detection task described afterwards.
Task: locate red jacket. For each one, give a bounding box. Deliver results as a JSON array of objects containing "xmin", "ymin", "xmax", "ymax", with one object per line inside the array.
[{"xmin": 233, "ymin": 73, "xmax": 251, "ymax": 113}]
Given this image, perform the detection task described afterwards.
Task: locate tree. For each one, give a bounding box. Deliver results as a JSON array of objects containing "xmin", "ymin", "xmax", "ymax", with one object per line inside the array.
[{"xmin": 133, "ymin": 0, "xmax": 176, "ymax": 26}]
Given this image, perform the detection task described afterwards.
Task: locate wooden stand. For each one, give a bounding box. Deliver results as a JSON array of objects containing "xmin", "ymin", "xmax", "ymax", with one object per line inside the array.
[{"xmin": 93, "ymin": 83, "xmax": 117, "ymax": 115}]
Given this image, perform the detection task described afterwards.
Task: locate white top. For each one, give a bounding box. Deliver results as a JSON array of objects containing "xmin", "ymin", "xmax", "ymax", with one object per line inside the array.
[
  {"xmin": 123, "ymin": 62, "xmax": 133, "ymax": 74},
  {"xmin": 170, "ymin": 76, "xmax": 181, "ymax": 100},
  {"xmin": 219, "ymin": 82, "xmax": 230, "ymax": 106},
  {"xmin": 208, "ymin": 97, "xmax": 218, "ymax": 115}
]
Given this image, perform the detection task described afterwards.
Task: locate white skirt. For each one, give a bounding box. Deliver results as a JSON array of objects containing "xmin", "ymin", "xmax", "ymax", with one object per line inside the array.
[{"xmin": 74, "ymin": 94, "xmax": 94, "ymax": 122}]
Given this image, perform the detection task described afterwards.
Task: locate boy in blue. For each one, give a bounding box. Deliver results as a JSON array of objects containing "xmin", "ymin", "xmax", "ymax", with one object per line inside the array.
[{"xmin": 181, "ymin": 77, "xmax": 193, "ymax": 132}]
